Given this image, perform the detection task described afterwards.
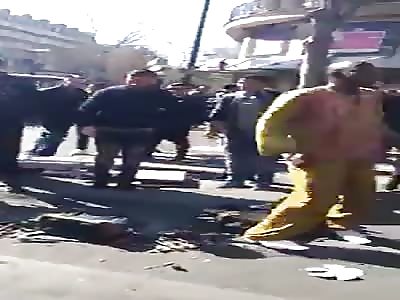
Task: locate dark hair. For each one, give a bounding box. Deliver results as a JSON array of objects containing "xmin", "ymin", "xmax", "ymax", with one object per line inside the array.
[
  {"xmin": 166, "ymin": 82, "xmax": 196, "ymax": 89},
  {"xmin": 127, "ymin": 69, "xmax": 158, "ymax": 78},
  {"xmin": 223, "ymin": 84, "xmax": 238, "ymax": 90},
  {"xmin": 330, "ymin": 70, "xmax": 360, "ymax": 96},
  {"xmin": 351, "ymin": 61, "xmax": 376, "ymax": 73}
]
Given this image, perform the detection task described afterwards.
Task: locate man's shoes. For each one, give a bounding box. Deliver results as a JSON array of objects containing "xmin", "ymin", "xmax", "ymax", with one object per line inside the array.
[
  {"xmin": 70, "ymin": 149, "xmax": 89, "ymax": 156},
  {"xmin": 219, "ymin": 180, "xmax": 246, "ymax": 189},
  {"xmin": 252, "ymin": 183, "xmax": 271, "ymax": 191},
  {"xmin": 216, "ymin": 172, "xmax": 230, "ymax": 181},
  {"xmin": 91, "ymin": 182, "xmax": 108, "ymax": 189},
  {"xmin": 116, "ymin": 183, "xmax": 137, "ymax": 191}
]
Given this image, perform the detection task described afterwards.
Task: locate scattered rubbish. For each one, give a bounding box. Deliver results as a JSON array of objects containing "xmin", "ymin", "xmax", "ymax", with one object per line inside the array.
[
  {"xmin": 31, "ymin": 212, "xmax": 130, "ymax": 245},
  {"xmin": 305, "ymin": 264, "xmax": 364, "ymax": 281},
  {"xmin": 171, "ymin": 264, "xmax": 188, "ymax": 272},
  {"xmin": 144, "ymin": 262, "xmax": 184, "ymax": 271},
  {"xmin": 394, "ymin": 210, "xmax": 400, "ymax": 215},
  {"xmin": 99, "ymin": 258, "xmax": 107, "ymax": 263},
  {"xmin": 144, "ymin": 265, "xmax": 160, "ymax": 270},
  {"xmin": 306, "ymin": 267, "xmax": 337, "ymax": 279},
  {"xmin": 154, "ymin": 245, "xmax": 173, "ymax": 253},
  {"xmin": 17, "ymin": 233, "xmax": 78, "ymax": 243},
  {"xmin": 202, "ymin": 259, "xmax": 211, "ymax": 263},
  {"xmin": 147, "ymin": 249, "xmax": 161, "ymax": 254},
  {"xmin": 148, "ymin": 236, "xmax": 199, "ymax": 254},
  {"xmin": 0, "ymin": 224, "xmax": 17, "ymax": 237}
]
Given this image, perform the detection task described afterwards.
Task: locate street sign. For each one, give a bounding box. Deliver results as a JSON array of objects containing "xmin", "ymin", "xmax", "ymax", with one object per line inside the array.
[{"xmin": 330, "ymin": 30, "xmax": 386, "ymax": 54}]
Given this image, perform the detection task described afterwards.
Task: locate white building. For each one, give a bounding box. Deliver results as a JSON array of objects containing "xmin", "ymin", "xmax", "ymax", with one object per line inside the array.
[
  {"xmin": 224, "ymin": 0, "xmax": 400, "ymax": 73},
  {"xmin": 0, "ymin": 9, "xmax": 96, "ymax": 73}
]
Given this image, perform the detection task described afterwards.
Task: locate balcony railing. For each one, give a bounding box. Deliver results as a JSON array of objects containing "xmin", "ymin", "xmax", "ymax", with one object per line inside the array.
[{"xmin": 229, "ymin": 1, "xmax": 312, "ymax": 22}]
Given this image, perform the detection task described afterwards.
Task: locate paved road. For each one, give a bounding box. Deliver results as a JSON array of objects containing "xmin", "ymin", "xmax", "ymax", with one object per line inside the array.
[
  {"xmin": 21, "ymin": 126, "xmax": 223, "ymax": 157},
  {"xmin": 0, "ymin": 126, "xmax": 397, "ymax": 299}
]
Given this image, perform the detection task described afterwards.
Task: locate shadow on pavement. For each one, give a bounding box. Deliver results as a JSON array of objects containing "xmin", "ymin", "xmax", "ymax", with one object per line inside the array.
[
  {"xmin": 369, "ymin": 192, "xmax": 400, "ymax": 226},
  {"xmin": 0, "ymin": 172, "xmax": 399, "ymax": 267},
  {"xmin": 281, "ymin": 243, "xmax": 400, "ymax": 269},
  {"xmin": 1, "ymin": 175, "xmax": 271, "ymax": 259}
]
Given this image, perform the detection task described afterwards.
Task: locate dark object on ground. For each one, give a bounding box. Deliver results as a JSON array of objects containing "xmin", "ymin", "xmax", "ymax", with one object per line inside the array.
[
  {"xmin": 33, "ymin": 212, "xmax": 130, "ymax": 245},
  {"xmin": 171, "ymin": 264, "xmax": 189, "ymax": 272}
]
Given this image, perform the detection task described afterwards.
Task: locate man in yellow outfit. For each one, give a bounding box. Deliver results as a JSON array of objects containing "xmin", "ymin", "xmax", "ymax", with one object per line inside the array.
[{"xmin": 244, "ymin": 66, "xmax": 384, "ymax": 242}]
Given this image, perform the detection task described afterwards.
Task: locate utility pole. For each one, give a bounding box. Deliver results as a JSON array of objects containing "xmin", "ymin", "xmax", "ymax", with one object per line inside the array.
[{"xmin": 183, "ymin": 0, "xmax": 211, "ymax": 83}]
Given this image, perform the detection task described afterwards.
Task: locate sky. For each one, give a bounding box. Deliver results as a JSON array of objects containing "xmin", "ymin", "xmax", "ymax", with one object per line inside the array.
[{"xmin": 0, "ymin": 0, "xmax": 244, "ymax": 64}]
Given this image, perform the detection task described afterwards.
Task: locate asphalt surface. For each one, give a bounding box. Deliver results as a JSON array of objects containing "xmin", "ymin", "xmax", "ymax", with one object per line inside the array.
[{"xmin": 0, "ymin": 126, "xmax": 398, "ymax": 299}]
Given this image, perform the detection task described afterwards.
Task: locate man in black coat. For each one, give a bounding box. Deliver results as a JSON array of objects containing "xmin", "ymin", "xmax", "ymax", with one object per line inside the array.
[
  {"xmin": 0, "ymin": 70, "xmax": 39, "ymax": 191},
  {"xmin": 79, "ymin": 70, "xmax": 181, "ymax": 189},
  {"xmin": 209, "ymin": 74, "xmax": 281, "ymax": 189},
  {"xmin": 161, "ymin": 83, "xmax": 209, "ymax": 160},
  {"xmin": 29, "ymin": 77, "xmax": 88, "ymax": 156}
]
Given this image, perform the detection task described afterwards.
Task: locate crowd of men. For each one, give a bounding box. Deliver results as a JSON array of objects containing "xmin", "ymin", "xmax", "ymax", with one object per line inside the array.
[
  {"xmin": 2, "ymin": 59, "xmax": 400, "ymax": 242},
  {"xmin": 0, "ymin": 68, "xmax": 211, "ymax": 191}
]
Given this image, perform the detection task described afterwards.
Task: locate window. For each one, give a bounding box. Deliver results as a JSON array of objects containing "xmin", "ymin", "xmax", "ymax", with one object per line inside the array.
[{"xmin": 303, "ymin": 0, "xmax": 325, "ymax": 9}]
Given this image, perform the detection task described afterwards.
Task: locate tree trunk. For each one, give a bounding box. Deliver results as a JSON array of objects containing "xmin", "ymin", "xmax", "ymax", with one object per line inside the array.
[
  {"xmin": 299, "ymin": 0, "xmax": 371, "ymax": 88},
  {"xmin": 299, "ymin": 19, "xmax": 335, "ymax": 87}
]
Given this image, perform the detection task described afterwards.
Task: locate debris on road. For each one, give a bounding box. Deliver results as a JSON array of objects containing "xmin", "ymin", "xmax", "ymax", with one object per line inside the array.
[
  {"xmin": 305, "ymin": 264, "xmax": 364, "ymax": 281},
  {"xmin": 171, "ymin": 264, "xmax": 189, "ymax": 272},
  {"xmin": 199, "ymin": 205, "xmax": 271, "ymax": 233},
  {"xmin": 144, "ymin": 261, "xmax": 187, "ymax": 272},
  {"xmin": 147, "ymin": 234, "xmax": 200, "ymax": 254},
  {"xmin": 0, "ymin": 224, "xmax": 18, "ymax": 237},
  {"xmin": 144, "ymin": 261, "xmax": 176, "ymax": 270}
]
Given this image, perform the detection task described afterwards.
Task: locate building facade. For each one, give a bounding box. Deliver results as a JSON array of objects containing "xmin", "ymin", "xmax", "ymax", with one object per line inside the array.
[
  {"xmin": 0, "ymin": 9, "xmax": 96, "ymax": 73},
  {"xmin": 224, "ymin": 0, "xmax": 400, "ymax": 72}
]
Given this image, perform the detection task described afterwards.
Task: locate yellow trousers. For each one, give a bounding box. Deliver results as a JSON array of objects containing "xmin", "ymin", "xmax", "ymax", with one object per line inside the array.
[{"xmin": 244, "ymin": 160, "xmax": 376, "ymax": 241}]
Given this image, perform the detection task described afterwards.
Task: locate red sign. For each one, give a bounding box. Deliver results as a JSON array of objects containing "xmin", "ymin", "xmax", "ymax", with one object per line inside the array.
[{"xmin": 330, "ymin": 30, "xmax": 386, "ymax": 53}]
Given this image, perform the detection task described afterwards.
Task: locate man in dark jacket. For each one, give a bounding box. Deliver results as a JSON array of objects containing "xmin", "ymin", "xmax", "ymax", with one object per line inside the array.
[
  {"xmin": 79, "ymin": 70, "xmax": 180, "ymax": 189},
  {"xmin": 161, "ymin": 83, "xmax": 209, "ymax": 160},
  {"xmin": 29, "ymin": 77, "xmax": 88, "ymax": 156},
  {"xmin": 0, "ymin": 70, "xmax": 39, "ymax": 191},
  {"xmin": 209, "ymin": 74, "xmax": 281, "ymax": 189},
  {"xmin": 348, "ymin": 62, "xmax": 400, "ymax": 190}
]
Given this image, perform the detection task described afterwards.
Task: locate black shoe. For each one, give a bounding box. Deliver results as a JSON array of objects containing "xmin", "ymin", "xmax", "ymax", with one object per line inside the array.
[
  {"xmin": 216, "ymin": 172, "xmax": 229, "ymax": 181},
  {"xmin": 219, "ymin": 180, "xmax": 246, "ymax": 189},
  {"xmin": 116, "ymin": 183, "xmax": 136, "ymax": 190},
  {"xmin": 91, "ymin": 182, "xmax": 108, "ymax": 189}
]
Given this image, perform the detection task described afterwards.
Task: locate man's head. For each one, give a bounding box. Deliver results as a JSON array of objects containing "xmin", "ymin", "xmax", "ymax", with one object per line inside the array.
[
  {"xmin": 348, "ymin": 62, "xmax": 379, "ymax": 88},
  {"xmin": 166, "ymin": 82, "xmax": 196, "ymax": 96},
  {"xmin": 126, "ymin": 69, "xmax": 159, "ymax": 88},
  {"xmin": 223, "ymin": 83, "xmax": 239, "ymax": 93},
  {"xmin": 329, "ymin": 70, "xmax": 360, "ymax": 96},
  {"xmin": 239, "ymin": 74, "xmax": 274, "ymax": 94}
]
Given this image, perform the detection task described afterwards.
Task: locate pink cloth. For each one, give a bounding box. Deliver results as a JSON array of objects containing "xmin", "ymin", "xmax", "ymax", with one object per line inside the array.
[{"xmin": 289, "ymin": 87, "xmax": 384, "ymax": 163}]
